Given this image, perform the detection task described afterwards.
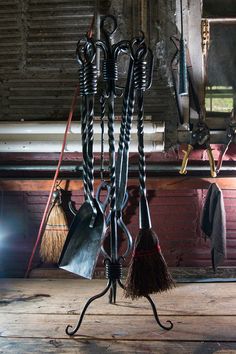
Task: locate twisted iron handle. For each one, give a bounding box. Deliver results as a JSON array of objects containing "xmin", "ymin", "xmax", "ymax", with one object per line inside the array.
[
  {"xmin": 100, "ymin": 94, "xmax": 106, "ymax": 181},
  {"xmin": 78, "ymin": 36, "xmax": 98, "ymax": 226},
  {"xmin": 115, "ymin": 56, "xmax": 134, "ymax": 202},
  {"xmin": 137, "ymin": 90, "xmax": 152, "ymax": 230}
]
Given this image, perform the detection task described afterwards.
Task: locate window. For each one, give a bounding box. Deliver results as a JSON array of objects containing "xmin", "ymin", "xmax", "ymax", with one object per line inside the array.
[
  {"xmin": 205, "ymin": 86, "xmax": 234, "ymax": 113},
  {"xmin": 202, "ymin": 1, "xmax": 236, "ymax": 116}
]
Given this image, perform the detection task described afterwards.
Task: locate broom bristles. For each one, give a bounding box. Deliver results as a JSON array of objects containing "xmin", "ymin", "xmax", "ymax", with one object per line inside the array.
[
  {"xmin": 125, "ymin": 228, "xmax": 175, "ymax": 299},
  {"xmin": 40, "ymin": 203, "xmax": 68, "ymax": 264}
]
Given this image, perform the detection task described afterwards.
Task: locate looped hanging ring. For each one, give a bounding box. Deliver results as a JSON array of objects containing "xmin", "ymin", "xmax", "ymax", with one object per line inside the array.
[
  {"xmin": 76, "ymin": 36, "xmax": 96, "ymax": 65},
  {"xmin": 130, "ymin": 33, "xmax": 148, "ymax": 62},
  {"xmin": 100, "ymin": 15, "xmax": 117, "ymax": 39}
]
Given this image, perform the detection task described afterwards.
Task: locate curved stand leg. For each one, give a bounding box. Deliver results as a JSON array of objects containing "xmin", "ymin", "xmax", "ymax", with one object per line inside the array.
[
  {"xmin": 118, "ymin": 279, "xmax": 125, "ymax": 289},
  {"xmin": 118, "ymin": 279, "xmax": 173, "ymax": 331},
  {"xmin": 144, "ymin": 294, "xmax": 173, "ymax": 330},
  {"xmin": 66, "ymin": 279, "xmax": 112, "ymax": 336}
]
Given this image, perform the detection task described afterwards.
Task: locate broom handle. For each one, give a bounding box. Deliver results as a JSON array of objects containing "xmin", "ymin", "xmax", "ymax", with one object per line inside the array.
[
  {"xmin": 25, "ymin": 85, "xmax": 80, "ymax": 278},
  {"xmin": 137, "ymin": 89, "xmax": 152, "ymax": 230}
]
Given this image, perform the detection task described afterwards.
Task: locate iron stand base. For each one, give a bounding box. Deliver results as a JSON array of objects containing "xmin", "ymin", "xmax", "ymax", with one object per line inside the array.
[{"xmin": 65, "ymin": 259, "xmax": 173, "ymax": 336}]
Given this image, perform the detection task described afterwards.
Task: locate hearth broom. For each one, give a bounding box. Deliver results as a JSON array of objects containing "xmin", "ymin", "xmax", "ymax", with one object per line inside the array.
[
  {"xmin": 40, "ymin": 188, "xmax": 68, "ymax": 264},
  {"xmin": 125, "ymin": 54, "xmax": 175, "ymax": 298}
]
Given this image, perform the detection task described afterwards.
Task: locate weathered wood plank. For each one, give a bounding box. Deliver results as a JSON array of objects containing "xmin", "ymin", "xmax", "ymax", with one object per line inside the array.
[
  {"xmin": 28, "ymin": 265, "xmax": 236, "ymax": 280},
  {"xmin": 0, "ymin": 280, "xmax": 236, "ymax": 316},
  {"xmin": 0, "ymin": 338, "xmax": 236, "ymax": 354},
  {"xmin": 0, "ymin": 313, "xmax": 236, "ymax": 341}
]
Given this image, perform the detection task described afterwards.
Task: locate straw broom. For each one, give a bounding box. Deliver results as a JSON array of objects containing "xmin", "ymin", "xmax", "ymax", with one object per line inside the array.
[{"xmin": 40, "ymin": 188, "xmax": 68, "ymax": 264}]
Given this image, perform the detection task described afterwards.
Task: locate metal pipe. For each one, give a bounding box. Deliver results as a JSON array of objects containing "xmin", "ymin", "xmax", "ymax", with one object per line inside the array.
[
  {"xmin": 0, "ymin": 139, "xmax": 164, "ymax": 153},
  {"xmin": 178, "ymin": 130, "xmax": 236, "ymax": 144},
  {"xmin": 0, "ymin": 120, "xmax": 164, "ymax": 134},
  {"xmin": 1, "ymin": 163, "xmax": 236, "ymax": 173}
]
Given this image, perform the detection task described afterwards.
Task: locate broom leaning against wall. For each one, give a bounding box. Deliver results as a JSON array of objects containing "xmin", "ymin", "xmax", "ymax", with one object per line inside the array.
[{"xmin": 40, "ymin": 187, "xmax": 68, "ymax": 264}]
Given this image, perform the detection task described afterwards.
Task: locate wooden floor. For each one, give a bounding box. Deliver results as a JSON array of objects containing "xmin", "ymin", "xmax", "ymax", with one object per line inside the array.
[{"xmin": 0, "ymin": 279, "xmax": 236, "ymax": 353}]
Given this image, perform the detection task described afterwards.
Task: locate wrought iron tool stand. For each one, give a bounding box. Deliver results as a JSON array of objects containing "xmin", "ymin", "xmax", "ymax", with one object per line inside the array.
[{"xmin": 65, "ymin": 15, "xmax": 173, "ymax": 336}]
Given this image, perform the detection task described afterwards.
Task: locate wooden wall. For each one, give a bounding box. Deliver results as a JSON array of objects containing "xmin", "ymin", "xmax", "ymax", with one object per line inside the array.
[{"xmin": 0, "ymin": 184, "xmax": 236, "ymax": 277}]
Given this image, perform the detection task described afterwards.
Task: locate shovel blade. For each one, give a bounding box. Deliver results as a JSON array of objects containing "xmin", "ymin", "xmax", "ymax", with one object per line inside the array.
[{"xmin": 59, "ymin": 201, "xmax": 105, "ymax": 279}]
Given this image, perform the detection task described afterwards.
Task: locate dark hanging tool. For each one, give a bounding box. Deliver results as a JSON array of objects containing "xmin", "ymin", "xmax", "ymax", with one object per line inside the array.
[
  {"xmin": 170, "ymin": 0, "xmax": 188, "ymax": 125},
  {"xmin": 179, "ymin": 121, "xmax": 216, "ymax": 177},
  {"xmin": 171, "ymin": 32, "xmax": 216, "ymax": 176},
  {"xmin": 170, "ymin": 37, "xmax": 184, "ymax": 125},
  {"xmin": 216, "ymin": 110, "xmax": 236, "ymax": 174},
  {"xmin": 171, "ymin": 35, "xmax": 203, "ymax": 121},
  {"xmin": 59, "ymin": 35, "xmax": 105, "ymax": 280},
  {"xmin": 178, "ymin": 0, "xmax": 188, "ymax": 95},
  {"xmin": 124, "ymin": 42, "xmax": 175, "ymax": 322},
  {"xmin": 174, "ymin": 16, "xmax": 216, "ymax": 177},
  {"xmin": 178, "ymin": 59, "xmax": 216, "ymax": 177}
]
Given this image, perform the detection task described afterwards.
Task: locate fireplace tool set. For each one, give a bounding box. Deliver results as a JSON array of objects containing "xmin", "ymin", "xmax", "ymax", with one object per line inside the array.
[{"xmin": 59, "ymin": 15, "xmax": 174, "ymax": 336}]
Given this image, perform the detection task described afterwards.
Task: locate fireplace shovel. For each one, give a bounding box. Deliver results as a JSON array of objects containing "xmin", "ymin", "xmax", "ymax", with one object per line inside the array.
[
  {"xmin": 59, "ymin": 197, "xmax": 105, "ymax": 279},
  {"xmin": 59, "ymin": 37, "xmax": 105, "ymax": 279}
]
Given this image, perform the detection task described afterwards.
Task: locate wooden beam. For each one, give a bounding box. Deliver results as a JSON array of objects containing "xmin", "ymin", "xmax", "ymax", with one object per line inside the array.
[{"xmin": 0, "ymin": 177, "xmax": 236, "ymax": 191}]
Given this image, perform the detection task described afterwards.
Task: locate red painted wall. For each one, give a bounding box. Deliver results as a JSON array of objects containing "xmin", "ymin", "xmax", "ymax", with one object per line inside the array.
[{"xmin": 0, "ymin": 187, "xmax": 235, "ymax": 277}]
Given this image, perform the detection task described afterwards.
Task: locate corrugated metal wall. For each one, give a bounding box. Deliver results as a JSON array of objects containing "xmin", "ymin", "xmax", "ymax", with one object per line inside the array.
[
  {"xmin": 0, "ymin": 0, "xmax": 95, "ymax": 120},
  {"xmin": 0, "ymin": 188, "xmax": 235, "ymax": 277},
  {"xmin": 0, "ymin": 0, "xmax": 177, "ymax": 132}
]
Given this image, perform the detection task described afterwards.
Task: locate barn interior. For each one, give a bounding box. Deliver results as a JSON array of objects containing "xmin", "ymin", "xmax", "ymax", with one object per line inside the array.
[{"xmin": 0, "ymin": 0, "xmax": 236, "ymax": 353}]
